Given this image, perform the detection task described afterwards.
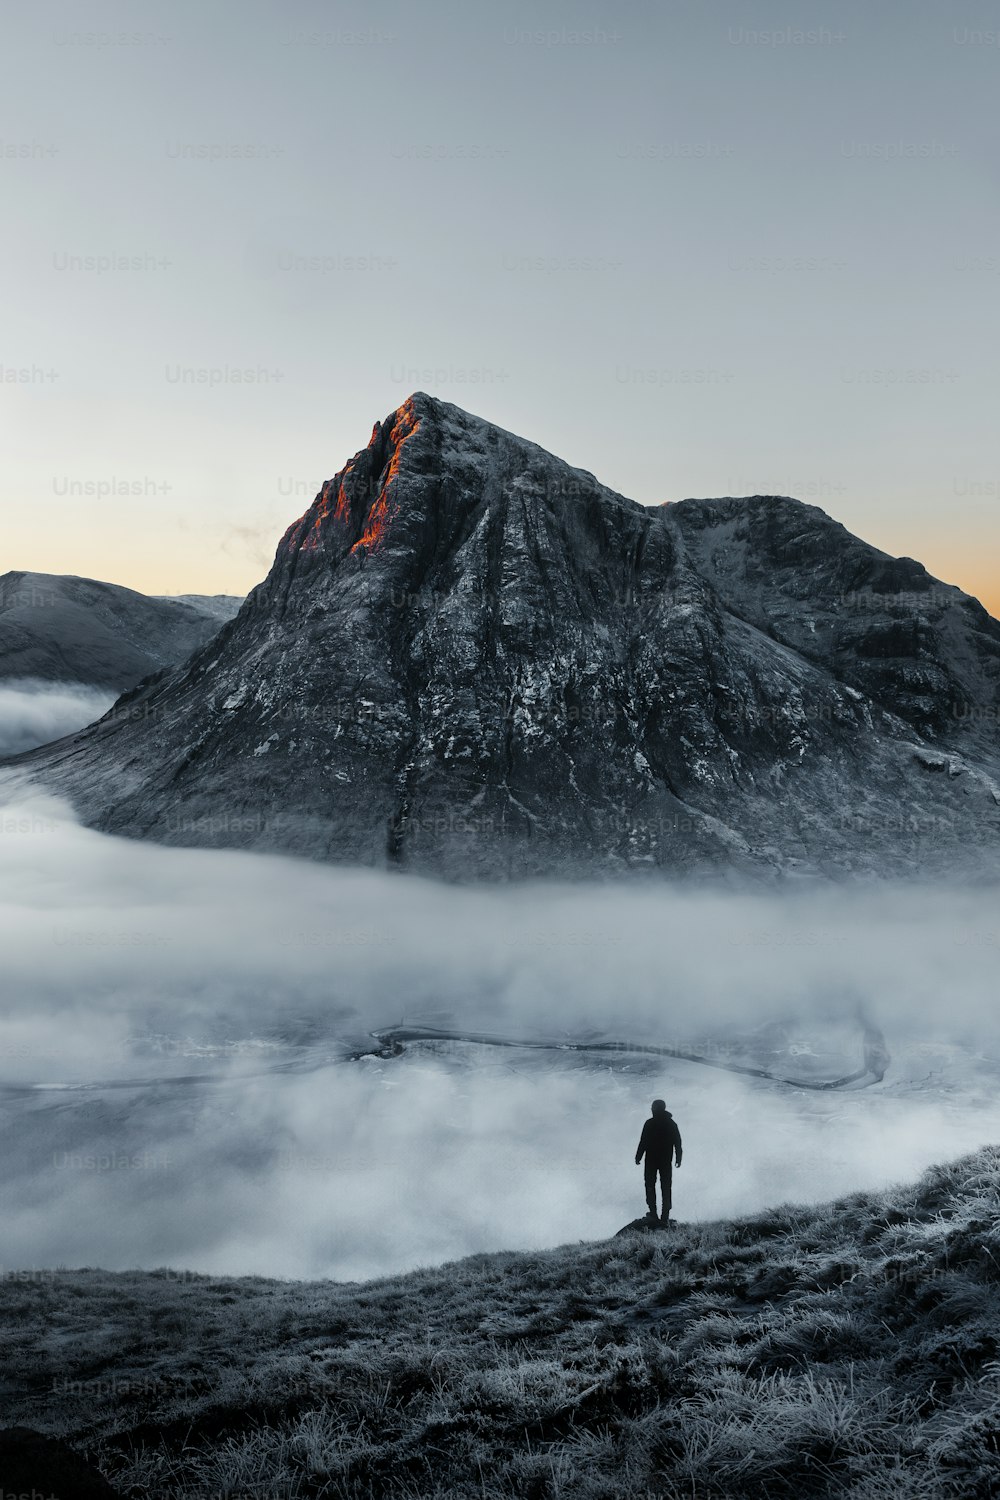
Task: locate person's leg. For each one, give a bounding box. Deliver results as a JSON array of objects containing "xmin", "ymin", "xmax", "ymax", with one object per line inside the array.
[
  {"xmin": 644, "ymin": 1162, "xmax": 657, "ymax": 1217},
  {"xmin": 660, "ymin": 1164, "xmax": 673, "ymax": 1222}
]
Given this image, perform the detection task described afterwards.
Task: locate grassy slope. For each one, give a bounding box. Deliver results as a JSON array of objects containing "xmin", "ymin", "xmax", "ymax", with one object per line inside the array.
[{"xmin": 3, "ymin": 1148, "xmax": 1000, "ymax": 1499}]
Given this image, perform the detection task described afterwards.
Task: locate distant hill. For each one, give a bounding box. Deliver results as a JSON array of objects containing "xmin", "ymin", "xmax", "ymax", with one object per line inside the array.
[{"xmin": 0, "ymin": 572, "xmax": 242, "ymax": 692}]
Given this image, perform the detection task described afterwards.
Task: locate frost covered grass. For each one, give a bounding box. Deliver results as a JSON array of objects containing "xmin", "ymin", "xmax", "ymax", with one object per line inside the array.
[{"xmin": 4, "ymin": 1148, "xmax": 1000, "ymax": 1497}]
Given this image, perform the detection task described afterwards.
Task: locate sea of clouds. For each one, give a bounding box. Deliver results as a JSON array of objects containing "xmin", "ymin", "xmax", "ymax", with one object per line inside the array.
[
  {"xmin": 1, "ymin": 774, "xmax": 999, "ymax": 1281},
  {"xmin": 0, "ymin": 679, "xmax": 117, "ymax": 757}
]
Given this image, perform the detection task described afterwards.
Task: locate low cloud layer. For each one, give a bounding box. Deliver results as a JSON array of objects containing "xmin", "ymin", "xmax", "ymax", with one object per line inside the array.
[
  {"xmin": 0, "ymin": 679, "xmax": 117, "ymax": 756},
  {"xmin": 1, "ymin": 776, "xmax": 999, "ymax": 1280}
]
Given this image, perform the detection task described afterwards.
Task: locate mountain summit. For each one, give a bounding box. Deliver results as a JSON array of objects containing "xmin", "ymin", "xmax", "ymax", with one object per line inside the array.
[{"xmin": 10, "ymin": 393, "xmax": 1000, "ymax": 878}]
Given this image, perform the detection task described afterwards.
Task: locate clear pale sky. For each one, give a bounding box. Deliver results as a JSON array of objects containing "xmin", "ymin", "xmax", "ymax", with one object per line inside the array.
[{"xmin": 3, "ymin": 0, "xmax": 998, "ymax": 614}]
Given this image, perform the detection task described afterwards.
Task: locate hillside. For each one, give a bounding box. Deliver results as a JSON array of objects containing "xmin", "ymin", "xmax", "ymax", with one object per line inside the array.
[
  {"xmin": 4, "ymin": 1147, "xmax": 1000, "ymax": 1498},
  {"xmin": 0, "ymin": 572, "xmax": 242, "ymax": 692}
]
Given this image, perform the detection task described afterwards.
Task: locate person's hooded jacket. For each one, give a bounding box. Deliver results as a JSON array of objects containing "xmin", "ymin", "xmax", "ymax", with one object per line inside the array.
[{"xmin": 635, "ymin": 1111, "xmax": 682, "ymax": 1167}]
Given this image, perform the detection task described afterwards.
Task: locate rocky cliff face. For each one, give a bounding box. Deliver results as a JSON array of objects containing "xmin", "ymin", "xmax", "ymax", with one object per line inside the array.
[
  {"xmin": 0, "ymin": 572, "xmax": 243, "ymax": 691},
  {"xmin": 10, "ymin": 394, "xmax": 1000, "ymax": 879}
]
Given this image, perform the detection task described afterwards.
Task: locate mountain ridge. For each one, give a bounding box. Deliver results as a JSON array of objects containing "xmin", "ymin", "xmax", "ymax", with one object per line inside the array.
[
  {"xmin": 8, "ymin": 393, "xmax": 1000, "ymax": 880},
  {"xmin": 0, "ymin": 571, "xmax": 243, "ymax": 692}
]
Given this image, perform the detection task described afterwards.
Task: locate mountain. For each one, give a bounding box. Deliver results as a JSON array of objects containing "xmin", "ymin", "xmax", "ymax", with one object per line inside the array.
[
  {"xmin": 9, "ymin": 393, "xmax": 1000, "ymax": 878},
  {"xmin": 0, "ymin": 572, "xmax": 243, "ymax": 692}
]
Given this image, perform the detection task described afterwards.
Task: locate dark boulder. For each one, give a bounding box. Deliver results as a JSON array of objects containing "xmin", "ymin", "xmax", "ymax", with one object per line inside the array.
[{"xmin": 0, "ymin": 1426, "xmax": 123, "ymax": 1499}]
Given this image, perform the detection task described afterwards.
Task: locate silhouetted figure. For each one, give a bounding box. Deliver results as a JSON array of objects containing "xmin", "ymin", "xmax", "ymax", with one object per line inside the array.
[{"xmin": 635, "ymin": 1098, "xmax": 682, "ymax": 1225}]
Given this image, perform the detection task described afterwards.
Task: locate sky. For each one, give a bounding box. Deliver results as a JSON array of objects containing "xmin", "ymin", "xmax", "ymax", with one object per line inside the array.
[
  {"xmin": 2, "ymin": 0, "xmax": 998, "ymax": 615},
  {"xmin": 3, "ymin": 776, "xmax": 1000, "ymax": 1279}
]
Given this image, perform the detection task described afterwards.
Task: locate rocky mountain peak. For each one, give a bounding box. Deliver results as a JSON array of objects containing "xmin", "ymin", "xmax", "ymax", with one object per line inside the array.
[
  {"xmin": 281, "ymin": 393, "xmax": 427, "ymax": 564},
  {"xmin": 9, "ymin": 398, "xmax": 1000, "ymax": 881}
]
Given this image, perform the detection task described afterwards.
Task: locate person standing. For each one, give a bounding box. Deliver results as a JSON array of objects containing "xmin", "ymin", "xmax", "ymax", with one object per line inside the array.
[{"xmin": 635, "ymin": 1098, "xmax": 682, "ymax": 1226}]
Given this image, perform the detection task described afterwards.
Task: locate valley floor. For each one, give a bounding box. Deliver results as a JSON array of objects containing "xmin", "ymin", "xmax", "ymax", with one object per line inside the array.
[{"xmin": 3, "ymin": 1149, "xmax": 1000, "ymax": 1498}]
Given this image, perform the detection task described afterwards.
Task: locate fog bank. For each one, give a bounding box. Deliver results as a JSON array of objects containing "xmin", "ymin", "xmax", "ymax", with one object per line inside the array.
[
  {"xmin": 0, "ymin": 680, "xmax": 117, "ymax": 756},
  {"xmin": 2, "ymin": 776, "xmax": 999, "ymax": 1279}
]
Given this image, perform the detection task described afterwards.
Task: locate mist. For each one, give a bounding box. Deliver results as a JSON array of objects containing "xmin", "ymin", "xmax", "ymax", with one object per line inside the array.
[
  {"xmin": 2, "ymin": 774, "xmax": 999, "ymax": 1281},
  {"xmin": 0, "ymin": 679, "xmax": 117, "ymax": 756}
]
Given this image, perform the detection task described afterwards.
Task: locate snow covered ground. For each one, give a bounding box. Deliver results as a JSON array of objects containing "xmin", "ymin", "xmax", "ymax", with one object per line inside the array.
[{"xmin": 2, "ymin": 775, "xmax": 999, "ymax": 1281}]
